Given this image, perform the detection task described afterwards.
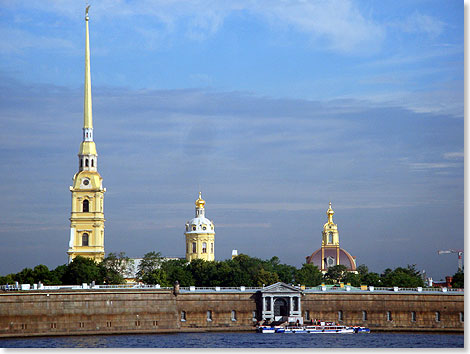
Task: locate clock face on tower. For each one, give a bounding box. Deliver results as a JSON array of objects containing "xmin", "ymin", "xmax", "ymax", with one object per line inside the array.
[{"xmin": 81, "ymin": 178, "xmax": 91, "ymax": 188}]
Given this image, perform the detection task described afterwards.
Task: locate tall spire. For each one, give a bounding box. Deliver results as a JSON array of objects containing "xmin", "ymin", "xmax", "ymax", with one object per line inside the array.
[
  {"xmin": 327, "ymin": 201, "xmax": 335, "ymax": 224},
  {"xmin": 78, "ymin": 5, "xmax": 97, "ymax": 171},
  {"xmin": 83, "ymin": 5, "xmax": 93, "ymax": 133}
]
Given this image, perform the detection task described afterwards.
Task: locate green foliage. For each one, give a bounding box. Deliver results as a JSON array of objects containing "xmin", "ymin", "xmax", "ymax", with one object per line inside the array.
[
  {"xmin": 136, "ymin": 252, "xmax": 165, "ymax": 284},
  {"xmin": 160, "ymin": 259, "xmax": 193, "ymax": 287},
  {"xmin": 380, "ymin": 265, "xmax": 424, "ymax": 288},
  {"xmin": 62, "ymin": 256, "xmax": 103, "ymax": 285},
  {"xmin": 452, "ymin": 270, "xmax": 464, "ymax": 288},
  {"xmin": 360, "ymin": 271, "xmax": 381, "ymax": 286},
  {"xmin": 100, "ymin": 252, "xmax": 133, "ymax": 284},
  {"xmin": 323, "ymin": 265, "xmax": 348, "ymax": 284},
  {"xmin": 294, "ymin": 264, "xmax": 323, "ymax": 286}
]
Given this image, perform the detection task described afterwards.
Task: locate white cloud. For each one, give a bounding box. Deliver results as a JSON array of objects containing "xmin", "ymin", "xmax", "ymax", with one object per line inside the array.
[
  {"xmin": 399, "ymin": 13, "xmax": 445, "ymax": 38},
  {"xmin": 0, "ymin": 27, "xmax": 75, "ymax": 54},
  {"xmin": 443, "ymin": 152, "xmax": 464, "ymax": 160},
  {"xmin": 5, "ymin": 0, "xmax": 384, "ymax": 54}
]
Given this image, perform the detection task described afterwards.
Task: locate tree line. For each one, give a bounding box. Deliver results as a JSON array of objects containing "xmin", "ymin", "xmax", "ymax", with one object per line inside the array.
[{"xmin": 0, "ymin": 252, "xmax": 464, "ymax": 289}]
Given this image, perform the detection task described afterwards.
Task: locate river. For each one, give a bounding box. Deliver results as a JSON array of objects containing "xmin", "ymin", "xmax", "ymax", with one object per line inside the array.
[{"xmin": 0, "ymin": 332, "xmax": 464, "ymax": 348}]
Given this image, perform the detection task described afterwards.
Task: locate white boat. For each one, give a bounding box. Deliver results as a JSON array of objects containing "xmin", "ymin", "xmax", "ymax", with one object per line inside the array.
[{"xmin": 257, "ymin": 321, "xmax": 369, "ymax": 334}]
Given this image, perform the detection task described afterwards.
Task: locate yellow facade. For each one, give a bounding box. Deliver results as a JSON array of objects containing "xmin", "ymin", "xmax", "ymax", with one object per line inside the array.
[
  {"xmin": 321, "ymin": 202, "xmax": 340, "ymax": 269},
  {"xmin": 185, "ymin": 193, "xmax": 215, "ymax": 262},
  {"xmin": 67, "ymin": 7, "xmax": 105, "ymax": 263}
]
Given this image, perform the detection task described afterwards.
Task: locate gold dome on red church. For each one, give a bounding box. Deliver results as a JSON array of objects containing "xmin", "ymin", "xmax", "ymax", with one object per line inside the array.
[{"xmin": 306, "ymin": 202, "xmax": 357, "ymax": 273}]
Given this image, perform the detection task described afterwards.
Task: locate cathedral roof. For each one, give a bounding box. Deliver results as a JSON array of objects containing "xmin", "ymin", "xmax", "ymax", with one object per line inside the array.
[{"xmin": 306, "ymin": 247, "xmax": 357, "ymax": 271}]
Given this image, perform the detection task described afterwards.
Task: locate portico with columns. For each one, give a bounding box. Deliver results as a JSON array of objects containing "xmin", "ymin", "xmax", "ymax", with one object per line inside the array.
[{"xmin": 259, "ymin": 282, "xmax": 303, "ymax": 324}]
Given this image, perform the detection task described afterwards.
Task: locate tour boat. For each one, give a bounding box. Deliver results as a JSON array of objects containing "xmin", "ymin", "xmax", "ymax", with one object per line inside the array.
[{"xmin": 256, "ymin": 321, "xmax": 369, "ymax": 334}]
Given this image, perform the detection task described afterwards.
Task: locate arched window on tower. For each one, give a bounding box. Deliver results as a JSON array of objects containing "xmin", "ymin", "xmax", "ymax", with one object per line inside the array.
[
  {"xmin": 328, "ymin": 232, "xmax": 333, "ymax": 244},
  {"xmin": 83, "ymin": 199, "xmax": 89, "ymax": 212},
  {"xmin": 82, "ymin": 233, "xmax": 89, "ymax": 246},
  {"xmin": 80, "ymin": 159, "xmax": 83, "ymax": 168},
  {"xmin": 202, "ymin": 242, "xmax": 207, "ymax": 253},
  {"xmin": 91, "ymin": 159, "xmax": 94, "ymax": 167},
  {"xmin": 85, "ymin": 159, "xmax": 89, "ymax": 167}
]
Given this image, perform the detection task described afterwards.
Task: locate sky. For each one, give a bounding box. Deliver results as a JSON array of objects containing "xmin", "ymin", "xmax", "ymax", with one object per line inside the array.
[{"xmin": 0, "ymin": 0, "xmax": 464, "ymax": 281}]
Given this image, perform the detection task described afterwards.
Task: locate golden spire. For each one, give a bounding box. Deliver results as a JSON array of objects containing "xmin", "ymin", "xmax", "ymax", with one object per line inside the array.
[
  {"xmin": 327, "ymin": 201, "xmax": 334, "ymax": 224},
  {"xmin": 195, "ymin": 191, "xmax": 206, "ymax": 209},
  {"xmin": 84, "ymin": 5, "xmax": 93, "ymax": 129}
]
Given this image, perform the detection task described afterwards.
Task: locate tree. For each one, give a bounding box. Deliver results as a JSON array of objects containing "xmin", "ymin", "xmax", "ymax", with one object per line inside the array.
[
  {"xmin": 254, "ymin": 268, "xmax": 279, "ymax": 287},
  {"xmin": 294, "ymin": 264, "xmax": 323, "ymax": 287},
  {"xmin": 342, "ymin": 272, "xmax": 361, "ymax": 287},
  {"xmin": 323, "ymin": 265, "xmax": 348, "ymax": 284},
  {"xmin": 137, "ymin": 252, "xmax": 166, "ymax": 284},
  {"xmin": 62, "ymin": 256, "xmax": 103, "ymax": 285},
  {"xmin": 356, "ymin": 264, "xmax": 369, "ymax": 276},
  {"xmin": 100, "ymin": 252, "xmax": 133, "ymax": 284},
  {"xmin": 360, "ymin": 272, "xmax": 381, "ymax": 286},
  {"xmin": 380, "ymin": 265, "xmax": 424, "ymax": 288},
  {"xmin": 161, "ymin": 259, "xmax": 193, "ymax": 287},
  {"xmin": 452, "ymin": 270, "xmax": 464, "ymax": 288}
]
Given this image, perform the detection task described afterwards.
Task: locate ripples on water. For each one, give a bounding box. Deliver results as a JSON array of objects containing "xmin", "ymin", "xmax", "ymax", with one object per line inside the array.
[{"xmin": 0, "ymin": 332, "xmax": 464, "ymax": 348}]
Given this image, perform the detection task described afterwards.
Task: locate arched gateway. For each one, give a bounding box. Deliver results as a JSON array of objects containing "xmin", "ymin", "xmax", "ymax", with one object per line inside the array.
[{"xmin": 258, "ymin": 282, "xmax": 303, "ymax": 324}]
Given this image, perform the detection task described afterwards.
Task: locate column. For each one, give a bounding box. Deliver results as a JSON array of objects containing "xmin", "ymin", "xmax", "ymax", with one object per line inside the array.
[{"xmin": 289, "ymin": 296, "xmax": 293, "ymax": 316}]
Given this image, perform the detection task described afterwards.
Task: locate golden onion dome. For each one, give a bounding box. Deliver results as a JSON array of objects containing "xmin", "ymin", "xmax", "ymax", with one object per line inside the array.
[{"xmin": 195, "ymin": 192, "xmax": 206, "ymax": 208}]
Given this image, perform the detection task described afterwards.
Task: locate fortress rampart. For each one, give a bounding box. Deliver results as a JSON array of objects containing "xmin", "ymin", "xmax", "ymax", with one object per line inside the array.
[{"xmin": 0, "ymin": 287, "xmax": 463, "ymax": 338}]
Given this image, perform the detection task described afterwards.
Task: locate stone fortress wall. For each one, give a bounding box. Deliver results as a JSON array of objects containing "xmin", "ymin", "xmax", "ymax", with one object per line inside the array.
[{"xmin": 0, "ymin": 287, "xmax": 463, "ymax": 338}]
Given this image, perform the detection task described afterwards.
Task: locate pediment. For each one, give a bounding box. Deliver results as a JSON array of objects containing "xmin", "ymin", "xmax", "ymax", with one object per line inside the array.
[{"xmin": 260, "ymin": 282, "xmax": 302, "ymax": 294}]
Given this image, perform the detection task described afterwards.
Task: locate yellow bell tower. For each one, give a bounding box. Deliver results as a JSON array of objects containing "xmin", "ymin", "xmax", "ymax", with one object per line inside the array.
[
  {"xmin": 321, "ymin": 202, "xmax": 340, "ymax": 269},
  {"xmin": 184, "ymin": 193, "xmax": 215, "ymax": 262},
  {"xmin": 67, "ymin": 6, "xmax": 106, "ymax": 263}
]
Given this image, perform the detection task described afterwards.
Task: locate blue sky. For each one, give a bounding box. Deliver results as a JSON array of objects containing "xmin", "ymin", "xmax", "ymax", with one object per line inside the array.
[{"xmin": 0, "ymin": 0, "xmax": 464, "ymax": 281}]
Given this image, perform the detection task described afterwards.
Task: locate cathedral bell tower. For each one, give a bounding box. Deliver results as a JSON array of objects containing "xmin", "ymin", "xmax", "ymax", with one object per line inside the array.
[
  {"xmin": 184, "ymin": 193, "xmax": 215, "ymax": 262},
  {"xmin": 321, "ymin": 202, "xmax": 340, "ymax": 269},
  {"xmin": 67, "ymin": 6, "xmax": 106, "ymax": 263}
]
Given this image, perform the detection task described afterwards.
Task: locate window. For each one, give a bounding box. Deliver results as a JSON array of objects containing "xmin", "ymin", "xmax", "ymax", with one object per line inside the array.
[
  {"xmin": 435, "ymin": 311, "xmax": 441, "ymax": 322},
  {"xmin": 202, "ymin": 242, "xmax": 207, "ymax": 253},
  {"xmin": 460, "ymin": 312, "xmax": 464, "ymax": 323},
  {"xmin": 252, "ymin": 310, "xmax": 257, "ymax": 321},
  {"xmin": 411, "ymin": 311, "xmax": 416, "ymax": 322},
  {"xmin": 387, "ymin": 311, "xmax": 392, "ymax": 321},
  {"xmin": 211, "ymin": 243, "xmax": 214, "ymax": 254},
  {"xmin": 85, "ymin": 159, "xmax": 89, "ymax": 167},
  {"xmin": 135, "ymin": 321, "xmax": 141, "ymax": 326},
  {"xmin": 207, "ymin": 310, "xmax": 212, "ymax": 321},
  {"xmin": 362, "ymin": 311, "xmax": 367, "ymax": 321},
  {"xmin": 79, "ymin": 322, "xmax": 84, "ymax": 328},
  {"xmin": 202, "ymin": 226, "xmax": 206, "ymax": 230},
  {"xmin": 91, "ymin": 159, "xmax": 94, "ymax": 167},
  {"xmin": 305, "ymin": 310, "xmax": 310, "ymax": 321},
  {"xmin": 82, "ymin": 233, "xmax": 89, "ymax": 246},
  {"xmin": 153, "ymin": 321, "xmax": 158, "ymax": 326},
  {"xmin": 338, "ymin": 310, "xmax": 343, "ymax": 321},
  {"xmin": 51, "ymin": 323, "xmax": 57, "ymax": 329},
  {"xmin": 83, "ymin": 199, "xmax": 89, "ymax": 212},
  {"xmin": 327, "ymin": 256, "xmax": 335, "ymax": 267},
  {"xmin": 192, "ymin": 242, "xmax": 196, "ymax": 253},
  {"xmin": 231, "ymin": 310, "xmax": 237, "ymax": 321},
  {"xmin": 328, "ymin": 232, "xmax": 333, "ymax": 244},
  {"xmin": 192, "ymin": 226, "xmax": 196, "ymax": 231},
  {"xmin": 80, "ymin": 159, "xmax": 83, "ymax": 168},
  {"xmin": 106, "ymin": 321, "xmax": 112, "ymax": 327},
  {"xmin": 181, "ymin": 311, "xmax": 186, "ymax": 321}
]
